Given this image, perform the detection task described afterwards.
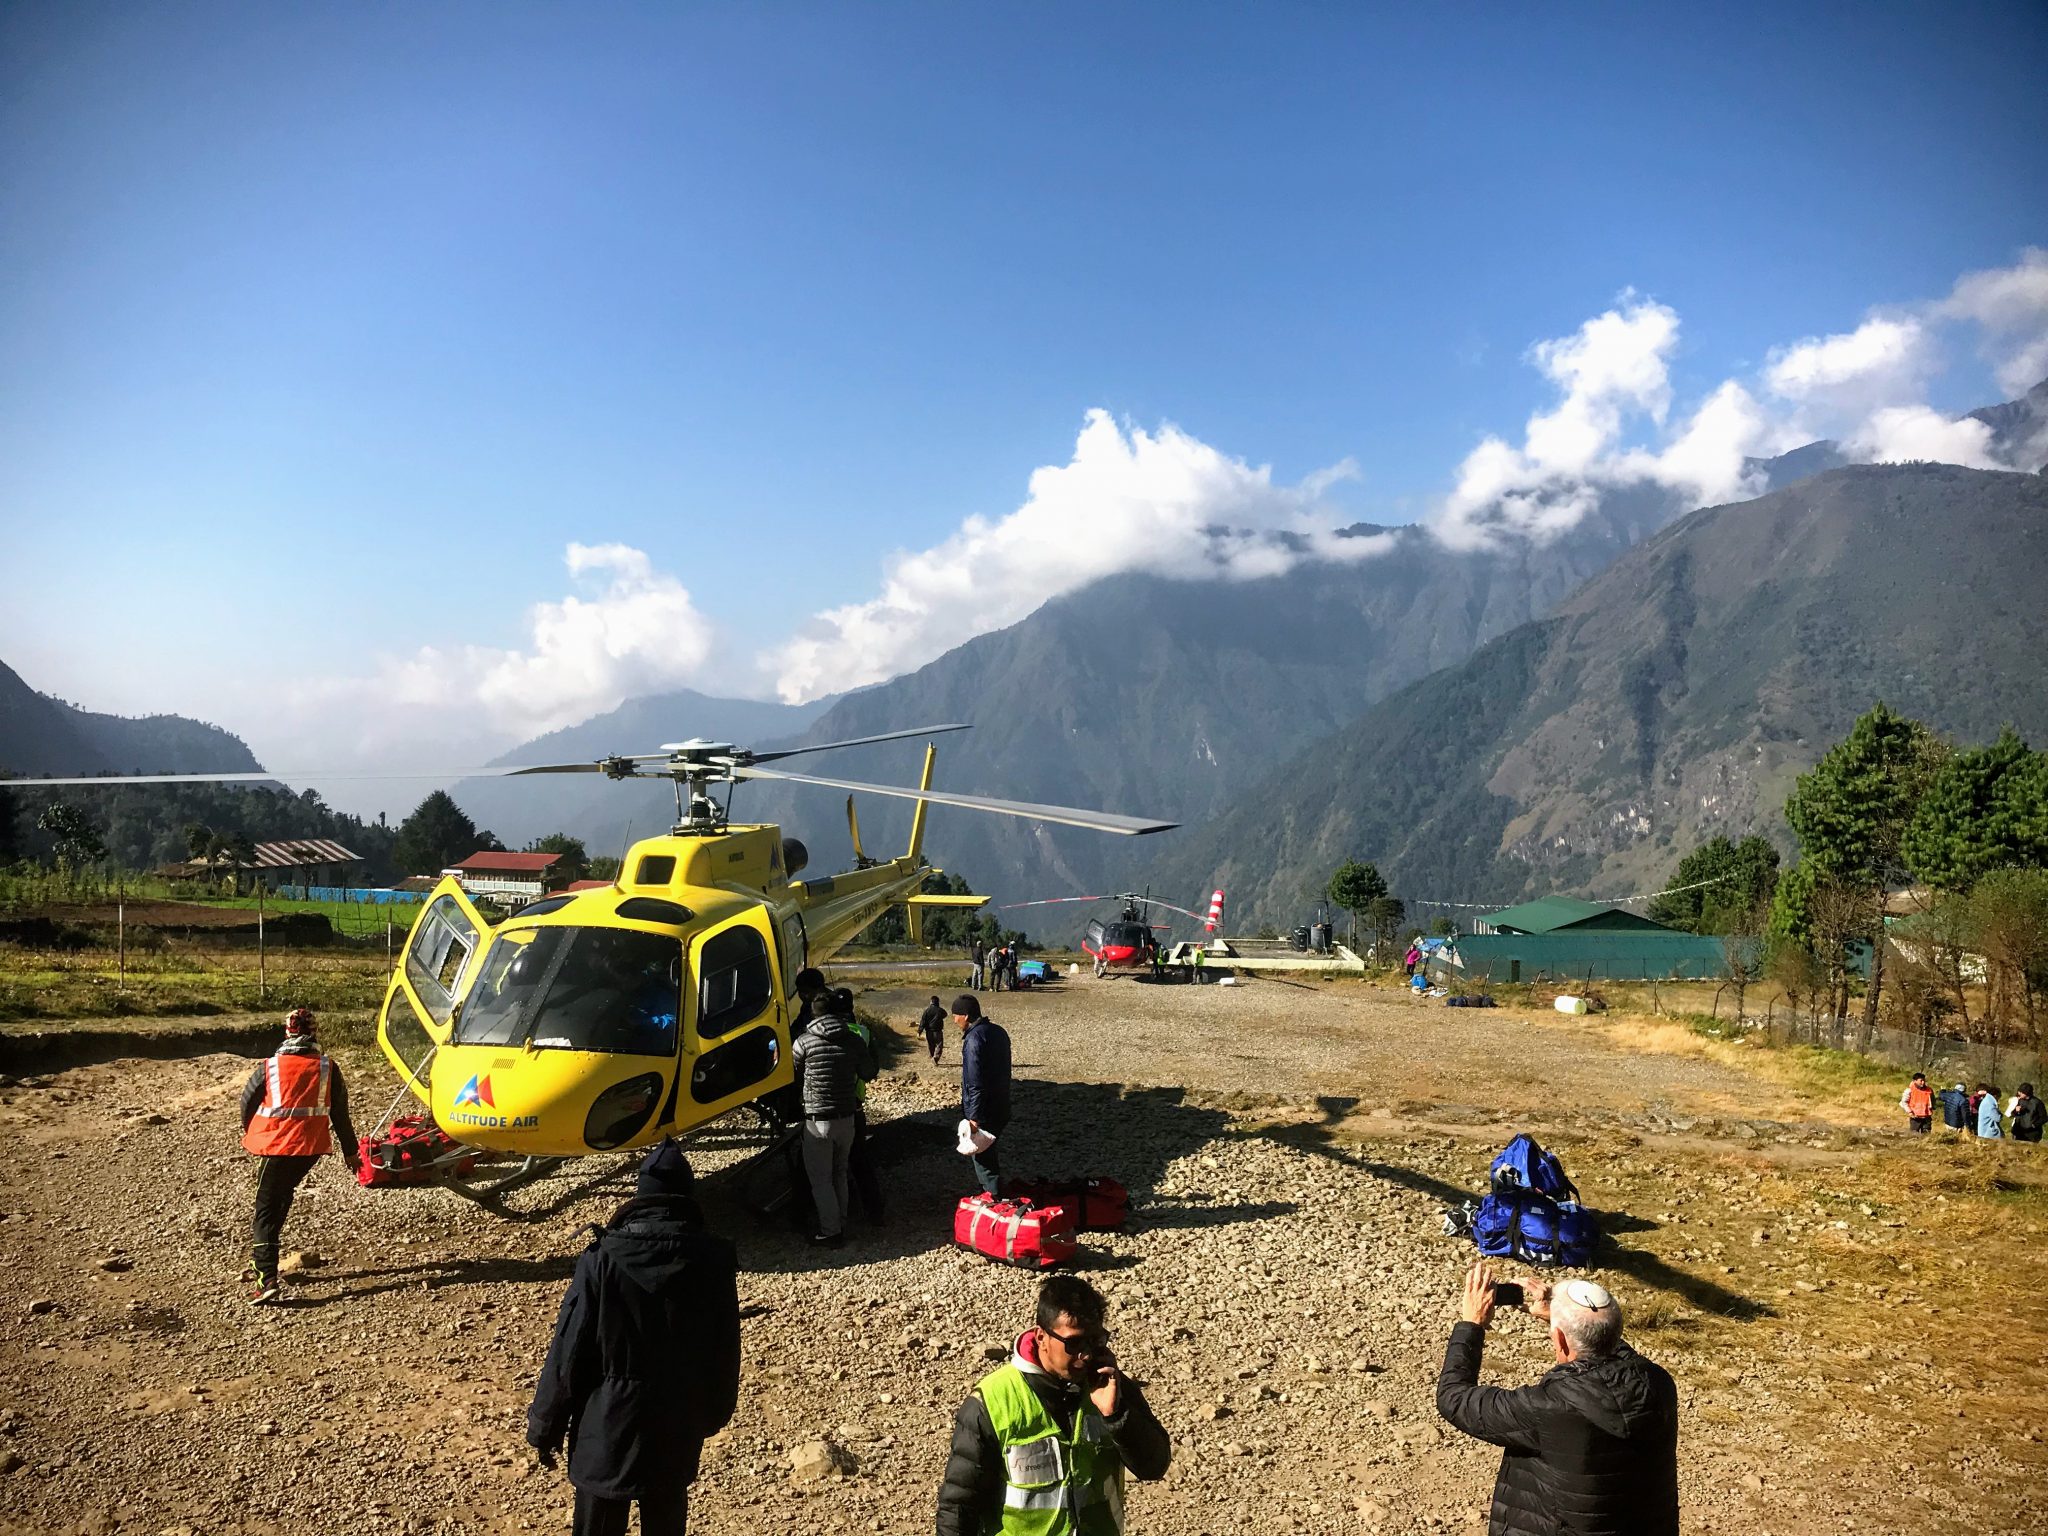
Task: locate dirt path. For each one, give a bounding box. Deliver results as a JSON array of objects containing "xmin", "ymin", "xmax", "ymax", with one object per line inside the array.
[{"xmin": 0, "ymin": 976, "xmax": 2042, "ymax": 1536}]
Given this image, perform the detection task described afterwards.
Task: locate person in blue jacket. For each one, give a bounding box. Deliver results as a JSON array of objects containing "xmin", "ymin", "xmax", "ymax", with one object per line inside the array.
[
  {"xmin": 527, "ymin": 1141, "xmax": 740, "ymax": 1536},
  {"xmin": 1976, "ymin": 1082, "xmax": 2005, "ymax": 1139},
  {"xmin": 1937, "ymin": 1081, "xmax": 1971, "ymax": 1132},
  {"xmin": 955, "ymin": 993, "xmax": 1012, "ymax": 1196}
]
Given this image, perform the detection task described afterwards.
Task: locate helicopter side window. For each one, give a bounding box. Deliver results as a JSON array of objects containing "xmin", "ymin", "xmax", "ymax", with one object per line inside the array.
[
  {"xmin": 405, "ymin": 895, "xmax": 481, "ymax": 1026},
  {"xmin": 455, "ymin": 926, "xmax": 682, "ymax": 1056},
  {"xmin": 778, "ymin": 914, "xmax": 808, "ymax": 991},
  {"xmin": 698, "ymin": 926, "xmax": 772, "ymax": 1039}
]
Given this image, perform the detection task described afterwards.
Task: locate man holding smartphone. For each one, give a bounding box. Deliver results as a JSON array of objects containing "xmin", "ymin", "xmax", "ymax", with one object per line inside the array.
[
  {"xmin": 1436, "ymin": 1261, "xmax": 1678, "ymax": 1536},
  {"xmin": 936, "ymin": 1274, "xmax": 1171, "ymax": 1535}
]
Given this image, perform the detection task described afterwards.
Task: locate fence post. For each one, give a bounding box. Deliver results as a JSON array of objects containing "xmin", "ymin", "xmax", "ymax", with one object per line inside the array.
[
  {"xmin": 117, "ymin": 900, "xmax": 125, "ymax": 992},
  {"xmin": 258, "ymin": 883, "xmax": 266, "ymax": 1004}
]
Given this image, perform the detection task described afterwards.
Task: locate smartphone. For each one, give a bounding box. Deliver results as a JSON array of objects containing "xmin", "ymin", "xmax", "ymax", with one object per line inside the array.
[{"xmin": 1493, "ymin": 1281, "xmax": 1525, "ymax": 1309}]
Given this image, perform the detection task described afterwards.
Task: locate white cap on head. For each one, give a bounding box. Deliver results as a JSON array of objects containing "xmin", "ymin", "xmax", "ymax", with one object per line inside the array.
[{"xmin": 1560, "ymin": 1279, "xmax": 1613, "ymax": 1311}]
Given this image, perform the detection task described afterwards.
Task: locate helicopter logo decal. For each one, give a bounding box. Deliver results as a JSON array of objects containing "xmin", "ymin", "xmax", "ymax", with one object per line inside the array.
[{"xmin": 453, "ymin": 1074, "xmax": 495, "ymax": 1110}]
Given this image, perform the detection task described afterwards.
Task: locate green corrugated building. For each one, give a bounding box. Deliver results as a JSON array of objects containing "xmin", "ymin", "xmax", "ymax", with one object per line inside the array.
[{"xmin": 1446, "ymin": 896, "xmax": 1743, "ymax": 982}]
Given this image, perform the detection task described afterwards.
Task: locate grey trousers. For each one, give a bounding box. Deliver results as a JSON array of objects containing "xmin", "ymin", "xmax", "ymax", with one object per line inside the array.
[{"xmin": 802, "ymin": 1116, "xmax": 856, "ymax": 1237}]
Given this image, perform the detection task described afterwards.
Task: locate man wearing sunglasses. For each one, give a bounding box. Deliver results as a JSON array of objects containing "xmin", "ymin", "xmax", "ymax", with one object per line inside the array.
[{"xmin": 937, "ymin": 1274, "xmax": 1171, "ymax": 1535}]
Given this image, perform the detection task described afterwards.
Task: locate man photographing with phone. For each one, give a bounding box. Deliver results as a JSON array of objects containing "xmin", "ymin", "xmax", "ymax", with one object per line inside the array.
[
  {"xmin": 1436, "ymin": 1260, "xmax": 1678, "ymax": 1536},
  {"xmin": 936, "ymin": 1274, "xmax": 1171, "ymax": 1534}
]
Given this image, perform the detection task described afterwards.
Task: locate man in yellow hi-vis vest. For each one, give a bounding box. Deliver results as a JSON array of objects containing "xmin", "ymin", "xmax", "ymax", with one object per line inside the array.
[{"xmin": 936, "ymin": 1275, "xmax": 1170, "ymax": 1534}]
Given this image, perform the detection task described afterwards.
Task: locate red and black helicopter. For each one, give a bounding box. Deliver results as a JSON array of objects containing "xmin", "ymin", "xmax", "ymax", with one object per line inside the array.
[{"xmin": 998, "ymin": 890, "xmax": 1214, "ymax": 977}]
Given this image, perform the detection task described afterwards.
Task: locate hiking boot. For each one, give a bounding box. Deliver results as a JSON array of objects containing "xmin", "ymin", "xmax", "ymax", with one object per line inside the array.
[{"xmin": 249, "ymin": 1278, "xmax": 282, "ymax": 1307}]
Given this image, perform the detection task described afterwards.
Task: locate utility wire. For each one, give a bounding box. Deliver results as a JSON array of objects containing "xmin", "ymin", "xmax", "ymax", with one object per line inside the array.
[{"xmin": 1405, "ymin": 871, "xmax": 1739, "ymax": 913}]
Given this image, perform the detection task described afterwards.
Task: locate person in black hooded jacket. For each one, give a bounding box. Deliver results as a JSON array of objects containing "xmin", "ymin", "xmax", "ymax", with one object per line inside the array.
[
  {"xmin": 1436, "ymin": 1261, "xmax": 1678, "ymax": 1536},
  {"xmin": 527, "ymin": 1141, "xmax": 741, "ymax": 1536}
]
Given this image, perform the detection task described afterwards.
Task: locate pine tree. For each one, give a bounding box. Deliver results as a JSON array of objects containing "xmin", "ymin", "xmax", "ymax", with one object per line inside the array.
[
  {"xmin": 1327, "ymin": 860, "xmax": 1389, "ymax": 943},
  {"xmin": 393, "ymin": 791, "xmax": 487, "ymax": 876},
  {"xmin": 1902, "ymin": 727, "xmax": 2048, "ymax": 891},
  {"xmin": 1650, "ymin": 835, "xmax": 1781, "ymax": 933},
  {"xmin": 1782, "ymin": 703, "xmax": 1945, "ymax": 1042}
]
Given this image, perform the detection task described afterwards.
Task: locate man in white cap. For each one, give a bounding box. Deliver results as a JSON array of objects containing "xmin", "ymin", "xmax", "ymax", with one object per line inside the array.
[{"xmin": 1435, "ymin": 1261, "xmax": 1678, "ymax": 1536}]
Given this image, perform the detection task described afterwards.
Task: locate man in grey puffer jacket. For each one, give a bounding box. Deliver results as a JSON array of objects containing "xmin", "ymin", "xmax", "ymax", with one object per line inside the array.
[
  {"xmin": 791, "ymin": 988, "xmax": 875, "ymax": 1247},
  {"xmin": 1436, "ymin": 1261, "xmax": 1678, "ymax": 1536}
]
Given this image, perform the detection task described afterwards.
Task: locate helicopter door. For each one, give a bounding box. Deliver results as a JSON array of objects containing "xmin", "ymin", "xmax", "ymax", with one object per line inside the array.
[
  {"xmin": 377, "ymin": 877, "xmax": 494, "ymax": 1096},
  {"xmin": 684, "ymin": 909, "xmax": 789, "ymax": 1118}
]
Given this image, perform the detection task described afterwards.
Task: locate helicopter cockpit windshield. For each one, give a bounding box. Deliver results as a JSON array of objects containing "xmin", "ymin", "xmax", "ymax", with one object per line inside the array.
[{"xmin": 454, "ymin": 926, "xmax": 683, "ymax": 1057}]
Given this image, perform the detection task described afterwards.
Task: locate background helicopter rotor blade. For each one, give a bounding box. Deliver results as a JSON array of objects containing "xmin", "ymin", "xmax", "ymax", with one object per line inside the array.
[
  {"xmin": 747, "ymin": 723, "xmax": 970, "ymax": 764},
  {"xmin": 0, "ymin": 768, "xmax": 539, "ymax": 787},
  {"xmin": 732, "ymin": 765, "xmax": 1176, "ymax": 836},
  {"xmin": 996, "ymin": 894, "xmax": 1118, "ymax": 910}
]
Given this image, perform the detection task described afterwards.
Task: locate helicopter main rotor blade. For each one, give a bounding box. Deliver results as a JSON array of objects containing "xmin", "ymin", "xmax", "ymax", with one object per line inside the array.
[
  {"xmin": 732, "ymin": 765, "xmax": 1176, "ymax": 836},
  {"xmin": 997, "ymin": 894, "xmax": 1117, "ymax": 910},
  {"xmin": 747, "ymin": 723, "xmax": 970, "ymax": 765}
]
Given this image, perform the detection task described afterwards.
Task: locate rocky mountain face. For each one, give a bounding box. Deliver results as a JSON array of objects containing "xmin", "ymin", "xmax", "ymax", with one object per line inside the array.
[
  {"xmin": 715, "ymin": 442, "xmax": 1847, "ymax": 911},
  {"xmin": 0, "ymin": 660, "xmax": 261, "ymax": 777},
  {"xmin": 1141, "ymin": 463, "xmax": 2048, "ymax": 927},
  {"xmin": 1971, "ymin": 376, "xmax": 2048, "ymax": 473}
]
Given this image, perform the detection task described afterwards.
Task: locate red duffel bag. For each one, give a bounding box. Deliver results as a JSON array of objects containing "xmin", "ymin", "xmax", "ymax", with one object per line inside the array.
[
  {"xmin": 1000, "ymin": 1176, "xmax": 1129, "ymax": 1232},
  {"xmin": 357, "ymin": 1114, "xmax": 477, "ymax": 1187},
  {"xmin": 954, "ymin": 1193, "xmax": 1078, "ymax": 1269}
]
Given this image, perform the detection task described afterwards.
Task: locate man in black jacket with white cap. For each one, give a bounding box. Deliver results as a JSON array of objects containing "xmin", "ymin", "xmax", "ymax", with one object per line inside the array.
[
  {"xmin": 528, "ymin": 1140, "xmax": 741, "ymax": 1536},
  {"xmin": 1436, "ymin": 1260, "xmax": 1678, "ymax": 1536}
]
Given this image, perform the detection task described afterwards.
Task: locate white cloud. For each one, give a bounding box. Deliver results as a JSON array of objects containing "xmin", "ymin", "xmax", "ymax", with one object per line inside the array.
[
  {"xmin": 282, "ymin": 542, "xmax": 716, "ymax": 765},
  {"xmin": 1433, "ymin": 298, "xmax": 1793, "ymax": 549},
  {"xmin": 766, "ymin": 411, "xmax": 1382, "ymax": 702},
  {"xmin": 1846, "ymin": 405, "xmax": 2002, "ymax": 469},
  {"xmin": 1763, "ymin": 315, "xmax": 1933, "ymax": 412},
  {"xmin": 1939, "ymin": 246, "xmax": 2048, "ymax": 396}
]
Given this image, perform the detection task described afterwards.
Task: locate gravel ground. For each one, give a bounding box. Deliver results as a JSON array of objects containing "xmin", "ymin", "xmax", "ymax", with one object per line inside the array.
[{"xmin": 1, "ymin": 974, "xmax": 2042, "ymax": 1535}]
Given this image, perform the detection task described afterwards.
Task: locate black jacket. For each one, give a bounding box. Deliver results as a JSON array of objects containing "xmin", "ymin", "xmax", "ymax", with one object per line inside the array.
[
  {"xmin": 919, "ymin": 1000, "xmax": 948, "ymax": 1039},
  {"xmin": 526, "ymin": 1194, "xmax": 742, "ymax": 1500},
  {"xmin": 959, "ymin": 1018, "xmax": 1012, "ymax": 1133},
  {"xmin": 792, "ymin": 1012, "xmax": 875, "ymax": 1119},
  {"xmin": 1436, "ymin": 1321, "xmax": 1678, "ymax": 1536},
  {"xmin": 935, "ymin": 1341, "xmax": 1171, "ymax": 1536}
]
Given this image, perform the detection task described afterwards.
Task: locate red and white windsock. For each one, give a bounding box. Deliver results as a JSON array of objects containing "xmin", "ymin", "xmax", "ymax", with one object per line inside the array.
[{"xmin": 1204, "ymin": 888, "xmax": 1225, "ymax": 934}]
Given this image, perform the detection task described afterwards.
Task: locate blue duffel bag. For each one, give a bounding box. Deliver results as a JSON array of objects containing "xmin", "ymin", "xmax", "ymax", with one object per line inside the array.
[{"xmin": 1472, "ymin": 1188, "xmax": 1599, "ymax": 1266}]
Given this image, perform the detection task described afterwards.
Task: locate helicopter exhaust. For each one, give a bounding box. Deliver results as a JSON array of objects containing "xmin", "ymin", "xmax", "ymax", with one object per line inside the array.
[{"xmin": 781, "ymin": 837, "xmax": 809, "ymax": 879}]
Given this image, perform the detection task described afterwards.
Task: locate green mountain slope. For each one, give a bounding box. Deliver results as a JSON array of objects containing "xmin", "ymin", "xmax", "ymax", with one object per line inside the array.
[
  {"xmin": 1142, "ymin": 464, "xmax": 2048, "ymax": 926},
  {"xmin": 0, "ymin": 659, "xmax": 261, "ymax": 776}
]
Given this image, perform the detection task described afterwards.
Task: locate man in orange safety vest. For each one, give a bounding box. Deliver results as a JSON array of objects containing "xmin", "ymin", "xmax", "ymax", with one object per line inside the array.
[{"xmin": 239, "ymin": 1007, "xmax": 359, "ymax": 1305}]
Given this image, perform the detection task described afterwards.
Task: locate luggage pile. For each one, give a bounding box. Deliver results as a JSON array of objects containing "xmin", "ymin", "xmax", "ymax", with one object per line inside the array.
[
  {"xmin": 357, "ymin": 1114, "xmax": 478, "ymax": 1187},
  {"xmin": 953, "ymin": 1175, "xmax": 1130, "ymax": 1268},
  {"xmin": 1466, "ymin": 1134, "xmax": 1599, "ymax": 1267}
]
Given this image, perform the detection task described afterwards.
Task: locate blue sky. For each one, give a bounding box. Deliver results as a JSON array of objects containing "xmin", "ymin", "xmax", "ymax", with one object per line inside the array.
[{"xmin": 2, "ymin": 2, "xmax": 2045, "ymax": 801}]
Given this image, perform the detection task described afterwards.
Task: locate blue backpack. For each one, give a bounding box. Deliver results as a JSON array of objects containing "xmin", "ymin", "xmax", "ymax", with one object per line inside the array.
[
  {"xmin": 1472, "ymin": 1136, "xmax": 1598, "ymax": 1267},
  {"xmin": 1489, "ymin": 1134, "xmax": 1579, "ymax": 1202}
]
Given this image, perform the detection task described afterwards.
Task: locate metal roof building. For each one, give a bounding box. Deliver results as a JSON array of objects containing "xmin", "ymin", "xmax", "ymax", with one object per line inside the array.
[{"xmin": 1472, "ymin": 896, "xmax": 1672, "ymax": 936}]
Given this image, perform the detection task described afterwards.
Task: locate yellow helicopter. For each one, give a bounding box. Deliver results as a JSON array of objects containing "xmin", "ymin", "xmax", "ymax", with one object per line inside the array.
[{"xmin": 7, "ymin": 726, "xmax": 1173, "ymax": 1184}]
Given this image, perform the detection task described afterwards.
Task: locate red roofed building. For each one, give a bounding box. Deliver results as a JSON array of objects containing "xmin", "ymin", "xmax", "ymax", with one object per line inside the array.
[{"xmin": 444, "ymin": 850, "xmax": 566, "ymax": 907}]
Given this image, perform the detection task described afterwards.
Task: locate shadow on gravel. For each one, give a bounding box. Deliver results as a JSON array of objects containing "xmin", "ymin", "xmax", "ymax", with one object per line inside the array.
[
  {"xmin": 714, "ymin": 1079, "xmax": 1237, "ymax": 1277},
  {"xmin": 1596, "ymin": 1244, "xmax": 1774, "ymax": 1320},
  {"xmin": 1140, "ymin": 1196, "xmax": 1301, "ymax": 1231},
  {"xmin": 283, "ymin": 1253, "xmax": 582, "ymax": 1307}
]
